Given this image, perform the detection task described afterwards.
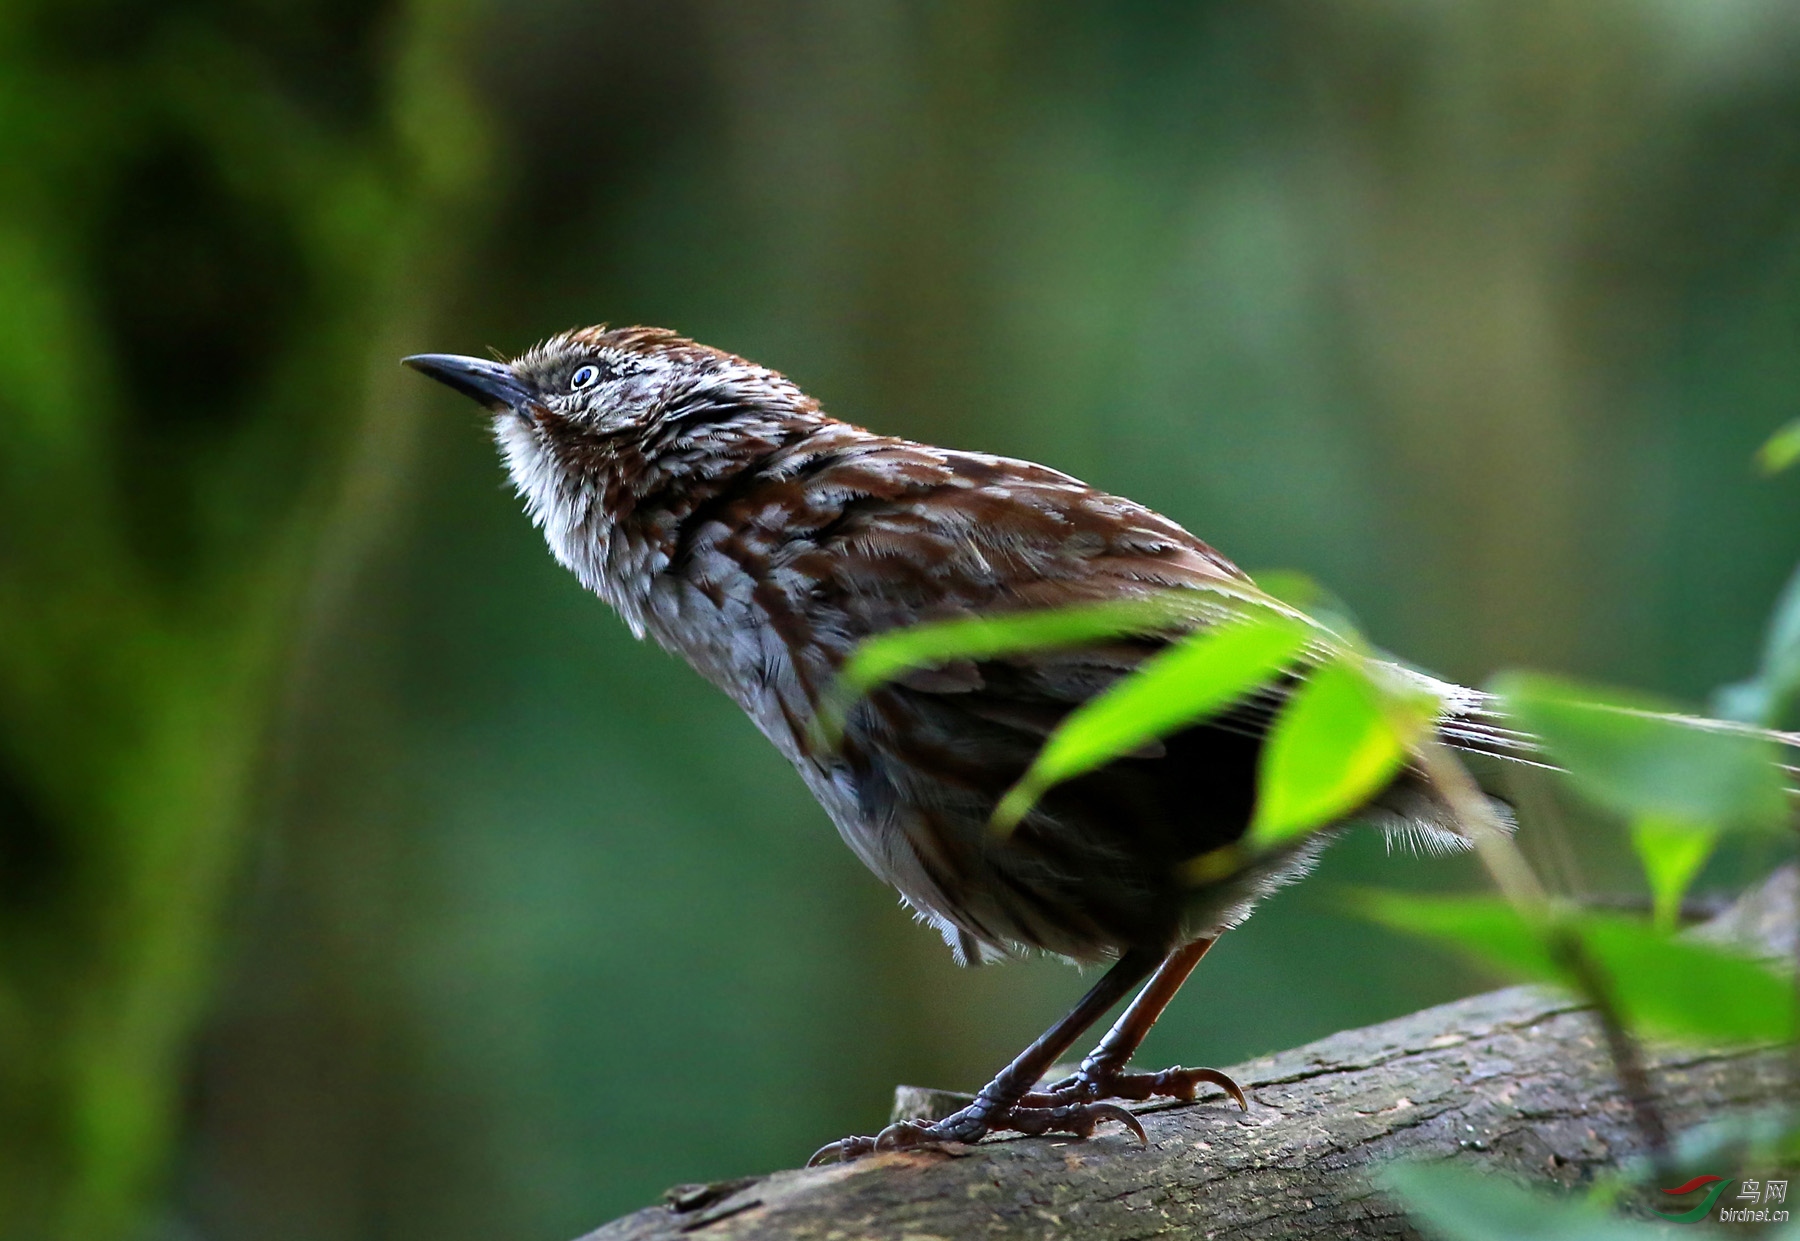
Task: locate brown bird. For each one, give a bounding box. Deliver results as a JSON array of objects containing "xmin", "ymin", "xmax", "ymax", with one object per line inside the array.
[{"xmin": 404, "ymin": 326, "xmax": 1520, "ymax": 1163}]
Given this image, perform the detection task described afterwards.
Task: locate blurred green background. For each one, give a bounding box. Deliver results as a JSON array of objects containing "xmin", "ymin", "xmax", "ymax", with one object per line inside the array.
[{"xmin": 4, "ymin": 1, "xmax": 1800, "ymax": 1239}]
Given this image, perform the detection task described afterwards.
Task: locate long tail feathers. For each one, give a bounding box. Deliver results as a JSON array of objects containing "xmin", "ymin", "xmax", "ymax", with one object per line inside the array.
[
  {"xmin": 1376, "ymin": 672, "xmax": 1800, "ymax": 856},
  {"xmin": 1441, "ymin": 688, "xmax": 1800, "ymax": 787}
]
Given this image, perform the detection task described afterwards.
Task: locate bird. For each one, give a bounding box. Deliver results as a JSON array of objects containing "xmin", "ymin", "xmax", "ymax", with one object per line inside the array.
[{"xmin": 402, "ymin": 325, "xmax": 1554, "ymax": 1163}]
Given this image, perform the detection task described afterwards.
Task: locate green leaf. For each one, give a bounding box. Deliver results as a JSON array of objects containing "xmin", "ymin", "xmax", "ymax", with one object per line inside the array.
[
  {"xmin": 992, "ymin": 613, "xmax": 1313, "ymax": 831},
  {"xmin": 1757, "ymin": 418, "xmax": 1800, "ymax": 475},
  {"xmin": 1353, "ymin": 891, "xmax": 1794, "ymax": 1046},
  {"xmin": 1246, "ymin": 659, "xmax": 1434, "ymax": 848},
  {"xmin": 840, "ymin": 597, "xmax": 1195, "ymax": 699},
  {"xmin": 824, "ymin": 585, "xmax": 1310, "ymax": 747},
  {"xmin": 1714, "ymin": 560, "xmax": 1800, "ymax": 728},
  {"xmin": 1492, "ymin": 672, "xmax": 1788, "ymax": 833},
  {"xmin": 1379, "ymin": 1161, "xmax": 1698, "ymax": 1241},
  {"xmin": 1631, "ymin": 816, "xmax": 1719, "ymax": 933}
]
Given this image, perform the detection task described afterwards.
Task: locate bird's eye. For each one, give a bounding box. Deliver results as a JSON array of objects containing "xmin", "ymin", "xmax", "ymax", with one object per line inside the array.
[{"xmin": 570, "ymin": 364, "xmax": 600, "ymax": 390}]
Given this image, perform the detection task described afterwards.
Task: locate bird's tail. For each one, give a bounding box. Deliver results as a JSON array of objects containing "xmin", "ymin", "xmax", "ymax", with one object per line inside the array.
[
  {"xmin": 1369, "ymin": 674, "xmax": 1800, "ymax": 856},
  {"xmin": 1439, "ymin": 685, "xmax": 1800, "ymax": 781}
]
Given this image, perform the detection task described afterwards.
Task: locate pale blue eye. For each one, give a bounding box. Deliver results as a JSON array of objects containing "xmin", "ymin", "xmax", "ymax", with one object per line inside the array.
[{"xmin": 570, "ymin": 364, "xmax": 599, "ymax": 390}]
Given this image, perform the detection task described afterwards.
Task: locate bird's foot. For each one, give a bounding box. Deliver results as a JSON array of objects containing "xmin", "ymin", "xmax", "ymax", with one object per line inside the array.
[
  {"xmin": 806, "ymin": 1098, "xmax": 1144, "ymax": 1166},
  {"xmin": 1022, "ymin": 1062, "xmax": 1249, "ymax": 1112}
]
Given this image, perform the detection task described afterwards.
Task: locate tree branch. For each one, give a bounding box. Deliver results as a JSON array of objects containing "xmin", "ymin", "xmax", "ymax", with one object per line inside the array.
[{"xmin": 581, "ymin": 870, "xmax": 1793, "ymax": 1241}]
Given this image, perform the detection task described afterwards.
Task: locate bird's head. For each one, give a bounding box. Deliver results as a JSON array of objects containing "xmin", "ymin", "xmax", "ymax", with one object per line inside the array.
[{"xmin": 404, "ymin": 325, "xmax": 821, "ymax": 609}]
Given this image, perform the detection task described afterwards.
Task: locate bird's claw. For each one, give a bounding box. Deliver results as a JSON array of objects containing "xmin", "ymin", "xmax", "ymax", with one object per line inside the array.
[
  {"xmin": 1021, "ymin": 1063, "xmax": 1249, "ymax": 1112},
  {"xmin": 1059, "ymin": 1101, "xmax": 1145, "ymax": 1143},
  {"xmin": 1164, "ymin": 1065, "xmax": 1249, "ymax": 1111},
  {"xmin": 806, "ymin": 1125, "xmax": 939, "ymax": 1166},
  {"xmin": 806, "ymin": 1097, "xmax": 1147, "ymax": 1165},
  {"xmin": 807, "ymin": 1134, "xmax": 875, "ymax": 1166},
  {"xmin": 873, "ymin": 1119, "xmax": 935, "ymax": 1151}
]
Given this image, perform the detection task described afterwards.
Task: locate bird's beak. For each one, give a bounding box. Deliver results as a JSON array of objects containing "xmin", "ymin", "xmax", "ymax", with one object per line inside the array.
[{"xmin": 403, "ymin": 353, "xmax": 538, "ymax": 414}]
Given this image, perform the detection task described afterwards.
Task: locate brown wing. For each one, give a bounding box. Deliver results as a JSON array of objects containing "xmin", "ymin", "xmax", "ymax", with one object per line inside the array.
[{"xmin": 671, "ymin": 425, "xmax": 1284, "ymax": 956}]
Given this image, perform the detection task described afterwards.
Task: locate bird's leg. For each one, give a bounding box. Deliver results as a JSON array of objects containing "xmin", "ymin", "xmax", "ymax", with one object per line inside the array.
[
  {"xmin": 807, "ymin": 950, "xmax": 1160, "ymax": 1165},
  {"xmin": 1022, "ymin": 936, "xmax": 1248, "ymax": 1113}
]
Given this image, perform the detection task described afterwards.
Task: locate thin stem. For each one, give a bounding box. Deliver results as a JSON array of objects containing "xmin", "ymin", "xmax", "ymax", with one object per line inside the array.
[
  {"xmin": 1549, "ymin": 926, "xmax": 1671, "ymax": 1176},
  {"xmin": 1791, "ymin": 886, "xmax": 1799, "ymax": 1131},
  {"xmin": 1412, "ymin": 736, "xmax": 1546, "ymax": 911},
  {"xmin": 1414, "ymin": 736, "xmax": 1670, "ymax": 1174}
]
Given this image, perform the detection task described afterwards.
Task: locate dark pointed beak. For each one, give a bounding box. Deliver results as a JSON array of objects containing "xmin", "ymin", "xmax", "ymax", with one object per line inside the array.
[{"xmin": 403, "ymin": 353, "xmax": 538, "ymax": 413}]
